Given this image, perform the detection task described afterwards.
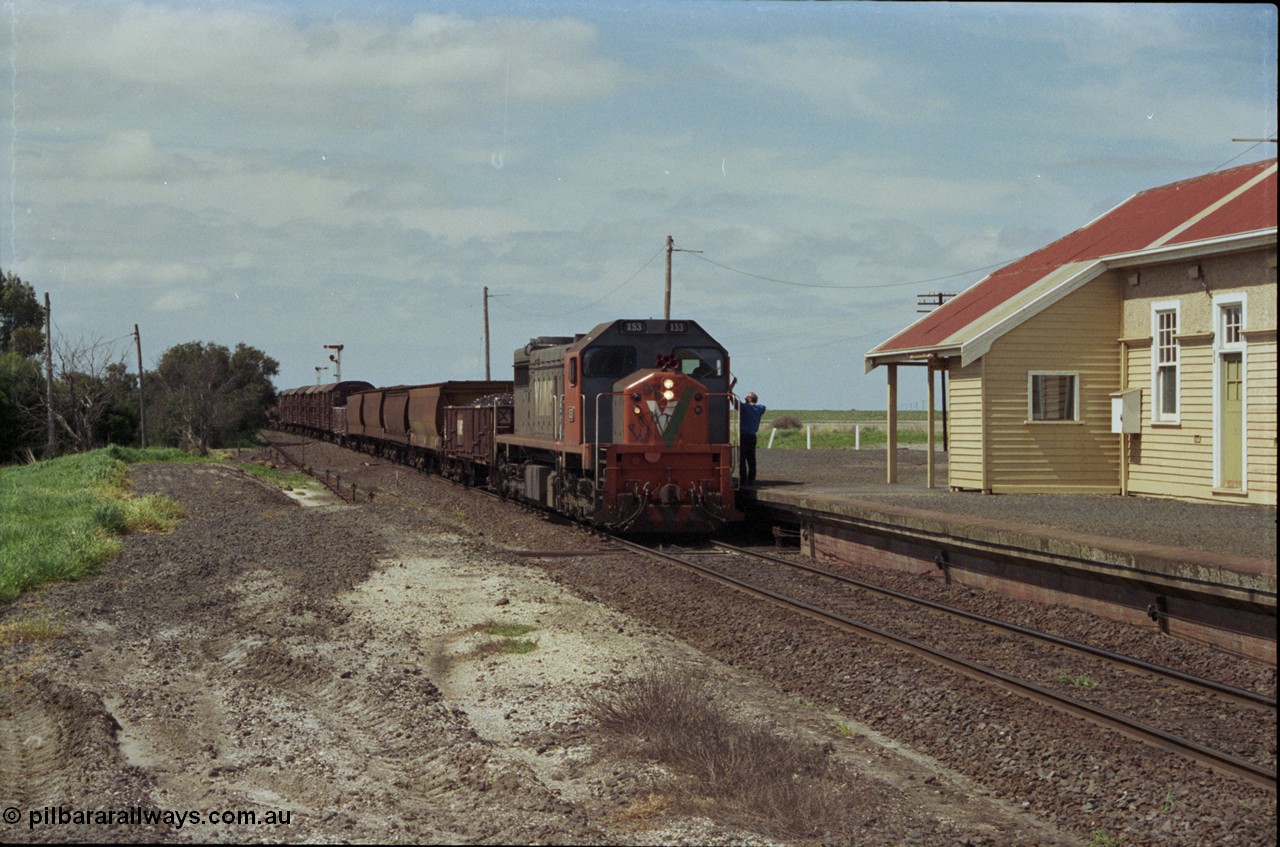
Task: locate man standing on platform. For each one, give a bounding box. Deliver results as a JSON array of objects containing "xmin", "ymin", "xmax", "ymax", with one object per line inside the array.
[{"xmin": 735, "ymin": 392, "xmax": 766, "ymax": 487}]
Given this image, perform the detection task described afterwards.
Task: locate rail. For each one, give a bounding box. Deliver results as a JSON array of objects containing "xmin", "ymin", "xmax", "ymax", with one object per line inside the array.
[
  {"xmin": 714, "ymin": 542, "xmax": 1275, "ymax": 711},
  {"xmin": 615, "ymin": 537, "xmax": 1277, "ymax": 792}
]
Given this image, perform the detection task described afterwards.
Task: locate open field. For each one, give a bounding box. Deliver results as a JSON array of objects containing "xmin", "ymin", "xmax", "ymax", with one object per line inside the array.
[{"xmin": 759, "ymin": 409, "xmax": 942, "ymax": 449}]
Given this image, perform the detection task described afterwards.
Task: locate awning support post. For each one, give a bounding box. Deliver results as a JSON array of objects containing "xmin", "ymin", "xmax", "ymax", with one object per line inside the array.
[{"xmin": 886, "ymin": 364, "xmax": 898, "ymax": 484}]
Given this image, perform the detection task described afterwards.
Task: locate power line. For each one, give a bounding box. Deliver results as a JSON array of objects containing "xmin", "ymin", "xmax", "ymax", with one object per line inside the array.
[
  {"xmin": 492, "ymin": 243, "xmax": 665, "ymax": 318},
  {"xmin": 690, "ymin": 251, "xmax": 1017, "ymax": 290},
  {"xmin": 1211, "ymin": 130, "xmax": 1278, "ymax": 172}
]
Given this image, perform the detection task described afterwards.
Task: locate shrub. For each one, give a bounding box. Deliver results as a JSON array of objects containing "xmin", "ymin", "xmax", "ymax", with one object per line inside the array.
[
  {"xmin": 770, "ymin": 415, "xmax": 802, "ymax": 430},
  {"xmin": 587, "ymin": 668, "xmax": 849, "ymax": 837}
]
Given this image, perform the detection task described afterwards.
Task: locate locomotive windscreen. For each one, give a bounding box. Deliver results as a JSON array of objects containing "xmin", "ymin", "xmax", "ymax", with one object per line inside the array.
[
  {"xmin": 583, "ymin": 346, "xmax": 637, "ymax": 378},
  {"xmin": 673, "ymin": 347, "xmax": 723, "ymax": 379}
]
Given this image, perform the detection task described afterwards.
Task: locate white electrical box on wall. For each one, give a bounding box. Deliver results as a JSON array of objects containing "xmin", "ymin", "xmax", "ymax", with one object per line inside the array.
[{"xmin": 1110, "ymin": 388, "xmax": 1142, "ymax": 434}]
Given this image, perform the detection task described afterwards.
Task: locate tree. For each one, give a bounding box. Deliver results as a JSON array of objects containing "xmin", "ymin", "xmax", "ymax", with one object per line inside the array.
[
  {"xmin": 149, "ymin": 341, "xmax": 278, "ymax": 454},
  {"xmin": 0, "ymin": 351, "xmax": 45, "ymax": 462},
  {"xmin": 47, "ymin": 335, "xmax": 133, "ymax": 454},
  {"xmin": 1, "ymin": 270, "xmax": 45, "ymax": 357}
]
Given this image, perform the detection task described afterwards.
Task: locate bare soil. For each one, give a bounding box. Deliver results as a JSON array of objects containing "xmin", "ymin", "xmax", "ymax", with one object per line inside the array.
[
  {"xmin": 1, "ymin": 450, "xmax": 1059, "ymax": 846},
  {"xmin": 1, "ymin": 440, "xmax": 1272, "ymax": 845}
]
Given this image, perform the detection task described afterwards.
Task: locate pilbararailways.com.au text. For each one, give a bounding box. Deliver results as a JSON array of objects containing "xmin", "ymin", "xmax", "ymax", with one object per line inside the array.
[{"xmin": 12, "ymin": 805, "xmax": 293, "ymax": 831}]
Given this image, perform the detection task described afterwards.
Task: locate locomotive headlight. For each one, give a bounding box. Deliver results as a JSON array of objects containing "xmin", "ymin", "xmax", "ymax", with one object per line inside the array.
[
  {"xmin": 631, "ymin": 392, "xmax": 641, "ymax": 403},
  {"xmin": 662, "ymin": 389, "xmax": 675, "ymax": 401},
  {"xmin": 662, "ymin": 378, "xmax": 675, "ymax": 390}
]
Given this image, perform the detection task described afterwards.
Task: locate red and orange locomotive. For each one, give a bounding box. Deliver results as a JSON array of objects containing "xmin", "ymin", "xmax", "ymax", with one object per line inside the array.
[
  {"xmin": 483, "ymin": 318, "xmax": 741, "ymax": 532},
  {"xmin": 274, "ymin": 318, "xmax": 742, "ymax": 534}
]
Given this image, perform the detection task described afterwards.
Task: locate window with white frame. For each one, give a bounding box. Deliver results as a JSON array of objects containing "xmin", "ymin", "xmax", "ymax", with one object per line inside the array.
[
  {"xmin": 1152, "ymin": 302, "xmax": 1179, "ymax": 422},
  {"xmin": 1218, "ymin": 301, "xmax": 1243, "ymax": 349},
  {"xmin": 1029, "ymin": 372, "xmax": 1078, "ymax": 421}
]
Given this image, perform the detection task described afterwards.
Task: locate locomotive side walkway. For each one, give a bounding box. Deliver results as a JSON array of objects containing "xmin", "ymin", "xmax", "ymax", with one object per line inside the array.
[{"xmin": 741, "ymin": 449, "xmax": 1276, "ymax": 663}]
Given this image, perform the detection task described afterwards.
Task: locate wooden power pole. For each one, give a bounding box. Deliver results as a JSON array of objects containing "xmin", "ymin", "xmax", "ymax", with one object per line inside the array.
[
  {"xmin": 135, "ymin": 324, "xmax": 147, "ymax": 448},
  {"xmin": 44, "ymin": 293, "xmax": 55, "ymax": 457},
  {"xmin": 483, "ymin": 286, "xmax": 492, "ymax": 380},
  {"xmin": 664, "ymin": 236, "xmax": 702, "ymax": 320}
]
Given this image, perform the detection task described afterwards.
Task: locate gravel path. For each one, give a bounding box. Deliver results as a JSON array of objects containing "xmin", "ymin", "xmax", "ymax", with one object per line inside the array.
[
  {"xmin": 277, "ymin": 436, "xmax": 1275, "ymax": 845},
  {"xmin": 0, "ymin": 452, "xmax": 1067, "ymax": 845}
]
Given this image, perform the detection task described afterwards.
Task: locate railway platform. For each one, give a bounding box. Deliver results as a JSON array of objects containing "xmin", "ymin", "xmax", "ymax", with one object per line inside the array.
[{"xmin": 739, "ymin": 449, "xmax": 1276, "ymax": 664}]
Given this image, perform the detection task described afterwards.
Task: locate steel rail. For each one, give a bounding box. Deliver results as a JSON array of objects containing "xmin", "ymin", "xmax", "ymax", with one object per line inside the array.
[
  {"xmin": 260, "ymin": 434, "xmax": 355, "ymax": 503},
  {"xmin": 712, "ymin": 541, "xmax": 1276, "ymax": 712},
  {"xmin": 618, "ymin": 538, "xmax": 1276, "ymax": 793}
]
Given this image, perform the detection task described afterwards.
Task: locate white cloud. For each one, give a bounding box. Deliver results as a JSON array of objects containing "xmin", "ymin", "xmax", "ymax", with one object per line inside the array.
[
  {"xmin": 694, "ymin": 36, "xmax": 944, "ymax": 121},
  {"xmin": 152, "ymin": 288, "xmax": 209, "ymax": 313},
  {"xmin": 19, "ymin": 5, "xmax": 625, "ymax": 124}
]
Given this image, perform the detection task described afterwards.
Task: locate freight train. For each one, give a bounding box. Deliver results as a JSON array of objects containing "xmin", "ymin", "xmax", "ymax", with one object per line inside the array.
[{"xmin": 272, "ymin": 319, "xmax": 743, "ymax": 533}]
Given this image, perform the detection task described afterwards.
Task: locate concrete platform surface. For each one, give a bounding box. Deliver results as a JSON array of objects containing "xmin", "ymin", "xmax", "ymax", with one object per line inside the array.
[{"xmin": 746, "ymin": 448, "xmax": 1276, "ymax": 591}]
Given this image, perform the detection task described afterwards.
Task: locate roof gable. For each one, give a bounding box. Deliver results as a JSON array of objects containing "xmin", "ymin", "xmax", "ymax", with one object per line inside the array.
[{"xmin": 867, "ymin": 159, "xmax": 1278, "ymax": 367}]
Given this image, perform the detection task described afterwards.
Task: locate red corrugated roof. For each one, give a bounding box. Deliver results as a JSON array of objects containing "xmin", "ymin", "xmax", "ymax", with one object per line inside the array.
[{"xmin": 868, "ymin": 159, "xmax": 1277, "ymax": 357}]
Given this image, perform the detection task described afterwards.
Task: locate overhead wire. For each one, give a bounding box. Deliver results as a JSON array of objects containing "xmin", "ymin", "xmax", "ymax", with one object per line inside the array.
[
  {"xmin": 491, "ymin": 243, "xmax": 665, "ymax": 318},
  {"xmin": 690, "ymin": 252, "xmax": 1018, "ymax": 290},
  {"xmin": 1209, "ymin": 130, "xmax": 1277, "ymax": 173}
]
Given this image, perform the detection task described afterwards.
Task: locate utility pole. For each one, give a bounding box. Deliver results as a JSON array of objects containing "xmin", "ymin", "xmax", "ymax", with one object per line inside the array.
[
  {"xmin": 44, "ymin": 293, "xmax": 55, "ymax": 457},
  {"xmin": 665, "ymin": 235, "xmax": 702, "ymax": 320},
  {"xmin": 482, "ymin": 287, "xmax": 508, "ymax": 380},
  {"xmin": 484, "ymin": 286, "xmax": 492, "ymax": 380},
  {"xmin": 324, "ymin": 344, "xmax": 344, "ymax": 382},
  {"xmin": 916, "ymin": 292, "xmax": 956, "ymax": 313},
  {"xmin": 135, "ymin": 324, "xmax": 147, "ymax": 448}
]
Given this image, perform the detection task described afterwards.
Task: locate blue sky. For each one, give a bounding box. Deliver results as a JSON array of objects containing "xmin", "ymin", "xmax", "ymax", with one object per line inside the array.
[{"xmin": 2, "ymin": 1, "xmax": 1275, "ymax": 409}]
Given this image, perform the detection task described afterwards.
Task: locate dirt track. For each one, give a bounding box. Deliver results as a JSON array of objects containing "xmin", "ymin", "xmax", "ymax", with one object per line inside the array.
[
  {"xmin": 0, "ymin": 455, "xmax": 1090, "ymax": 845},
  {"xmin": 3, "ymin": 446, "xmax": 1274, "ymax": 845}
]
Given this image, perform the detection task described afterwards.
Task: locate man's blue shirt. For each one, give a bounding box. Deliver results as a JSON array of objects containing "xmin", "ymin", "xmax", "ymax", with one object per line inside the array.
[{"xmin": 739, "ymin": 403, "xmax": 766, "ymax": 436}]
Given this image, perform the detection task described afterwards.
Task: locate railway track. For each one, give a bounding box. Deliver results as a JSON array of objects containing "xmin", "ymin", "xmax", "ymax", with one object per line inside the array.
[
  {"xmin": 257, "ymin": 433, "xmax": 1275, "ymax": 792},
  {"xmin": 616, "ymin": 538, "xmax": 1277, "ymax": 793}
]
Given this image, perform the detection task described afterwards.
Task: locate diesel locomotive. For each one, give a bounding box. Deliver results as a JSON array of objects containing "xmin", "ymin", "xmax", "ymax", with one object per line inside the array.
[{"xmin": 273, "ymin": 319, "xmax": 743, "ymax": 533}]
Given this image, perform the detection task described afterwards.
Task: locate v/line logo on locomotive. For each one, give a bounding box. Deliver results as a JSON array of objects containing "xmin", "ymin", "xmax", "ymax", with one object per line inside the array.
[{"xmin": 273, "ymin": 319, "xmax": 745, "ymax": 534}]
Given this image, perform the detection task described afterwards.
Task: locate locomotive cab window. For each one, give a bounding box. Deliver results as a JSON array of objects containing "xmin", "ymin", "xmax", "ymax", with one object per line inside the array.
[
  {"xmin": 583, "ymin": 346, "xmax": 636, "ymax": 379},
  {"xmin": 673, "ymin": 347, "xmax": 723, "ymax": 379}
]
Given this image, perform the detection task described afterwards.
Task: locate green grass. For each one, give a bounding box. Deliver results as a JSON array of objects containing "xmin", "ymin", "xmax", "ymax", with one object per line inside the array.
[
  {"xmin": 0, "ymin": 612, "xmax": 64, "ymax": 646},
  {"xmin": 485, "ymin": 622, "xmax": 537, "ymax": 638},
  {"xmin": 477, "ymin": 621, "xmax": 539, "ymax": 655},
  {"xmin": 1055, "ymin": 671, "xmax": 1101, "ymax": 689},
  {"xmin": 240, "ymin": 462, "xmax": 321, "ymax": 491},
  {"xmin": 761, "ymin": 409, "xmax": 933, "ymax": 425},
  {"xmin": 759, "ymin": 410, "xmax": 941, "ymax": 449},
  {"xmin": 0, "ymin": 446, "xmax": 205, "ymax": 602}
]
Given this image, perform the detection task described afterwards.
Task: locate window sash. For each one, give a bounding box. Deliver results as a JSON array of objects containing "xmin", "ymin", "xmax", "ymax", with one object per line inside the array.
[
  {"xmin": 1029, "ymin": 372, "xmax": 1077, "ymax": 421},
  {"xmin": 1220, "ymin": 304, "xmax": 1242, "ymax": 348},
  {"xmin": 1152, "ymin": 305, "xmax": 1179, "ymax": 421}
]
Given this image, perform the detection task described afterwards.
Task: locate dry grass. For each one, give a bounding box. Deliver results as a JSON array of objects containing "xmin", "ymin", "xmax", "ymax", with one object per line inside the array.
[
  {"xmin": 614, "ymin": 792, "xmax": 672, "ymax": 823},
  {"xmin": 0, "ymin": 613, "xmax": 64, "ymax": 647},
  {"xmin": 587, "ymin": 668, "xmax": 850, "ymax": 838}
]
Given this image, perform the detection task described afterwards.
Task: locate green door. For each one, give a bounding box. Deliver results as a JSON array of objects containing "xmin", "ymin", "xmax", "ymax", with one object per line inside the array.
[{"xmin": 1220, "ymin": 354, "xmax": 1243, "ymax": 489}]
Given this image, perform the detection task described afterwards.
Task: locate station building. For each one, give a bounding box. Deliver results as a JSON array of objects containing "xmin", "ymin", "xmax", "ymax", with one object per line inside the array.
[{"xmin": 865, "ymin": 159, "xmax": 1277, "ymax": 506}]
